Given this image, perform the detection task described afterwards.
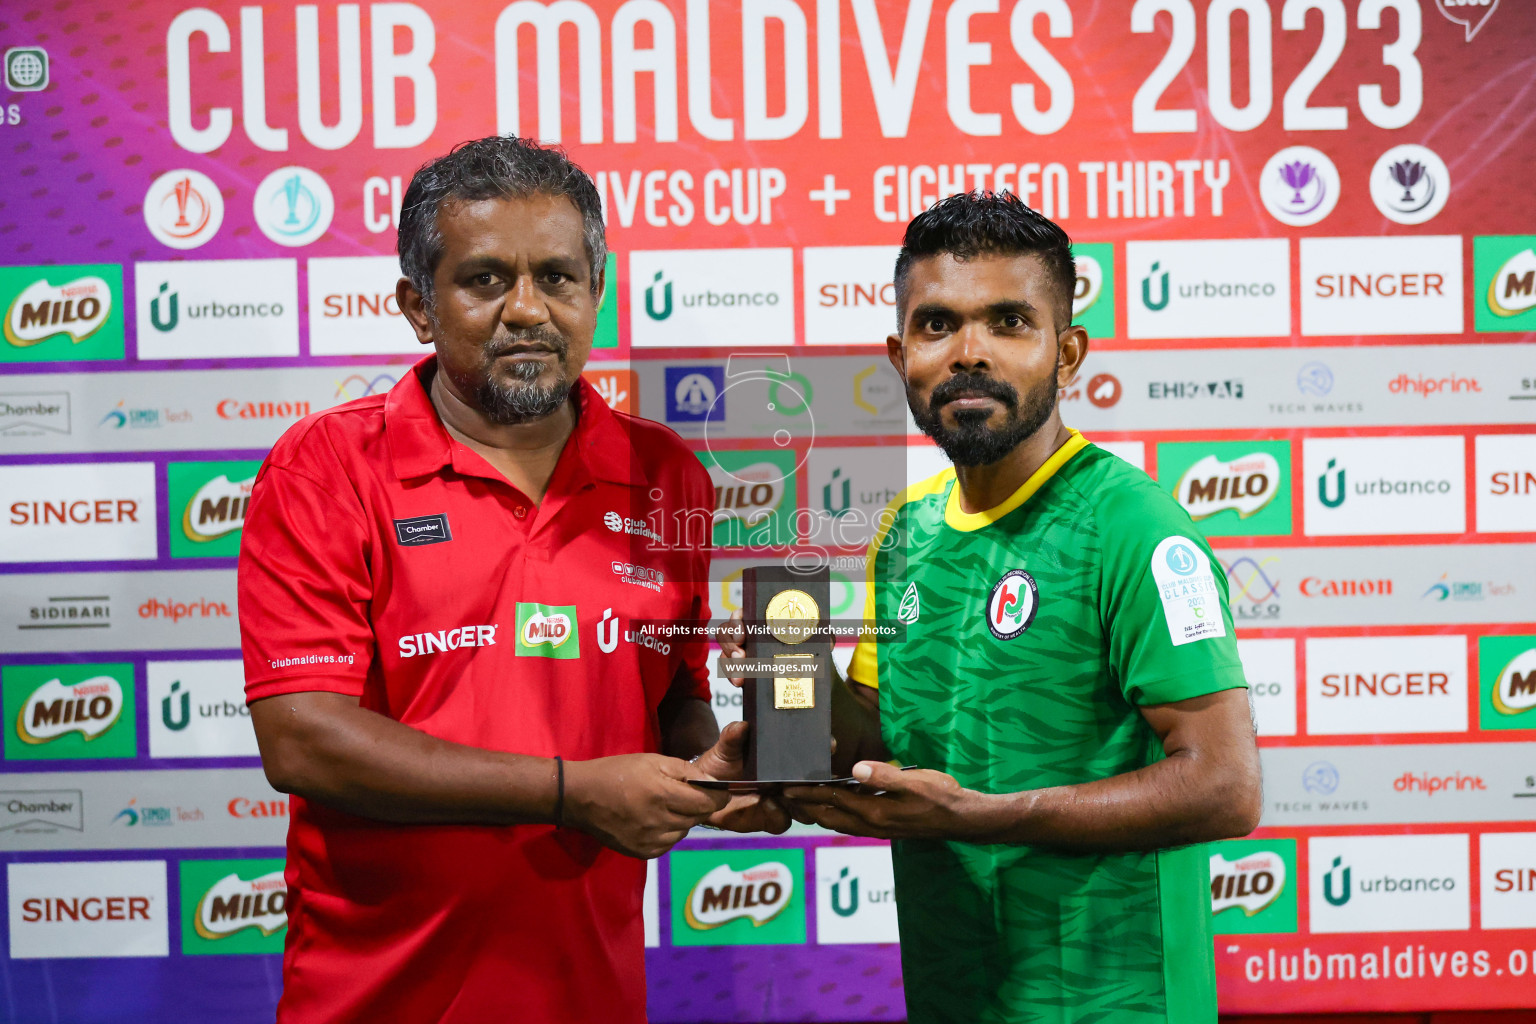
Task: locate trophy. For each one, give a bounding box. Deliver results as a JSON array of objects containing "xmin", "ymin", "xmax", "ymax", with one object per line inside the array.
[{"xmin": 734, "ymin": 564, "xmax": 838, "ymax": 786}]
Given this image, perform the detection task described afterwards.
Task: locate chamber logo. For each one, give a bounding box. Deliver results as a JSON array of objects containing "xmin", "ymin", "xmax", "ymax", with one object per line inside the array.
[
  {"xmin": 193, "ymin": 869, "xmax": 287, "ymax": 940},
  {"xmin": 1211, "ymin": 849, "xmax": 1287, "ymax": 916},
  {"xmin": 253, "ymin": 166, "xmax": 334, "ymax": 247},
  {"xmin": 16, "ymin": 675, "xmax": 124, "ymax": 744},
  {"xmin": 1370, "ymin": 145, "xmax": 1450, "ymax": 225},
  {"xmin": 515, "ymin": 604, "xmax": 579, "ymax": 658},
  {"xmin": 685, "ymin": 860, "xmax": 794, "ymax": 930},
  {"xmin": 143, "ymin": 170, "xmax": 223, "ymax": 250},
  {"xmin": 1260, "ymin": 146, "xmax": 1340, "ymax": 227},
  {"xmin": 5, "ymin": 276, "xmax": 113, "ymax": 348},
  {"xmin": 987, "ymin": 570, "xmax": 1038, "ymax": 641}
]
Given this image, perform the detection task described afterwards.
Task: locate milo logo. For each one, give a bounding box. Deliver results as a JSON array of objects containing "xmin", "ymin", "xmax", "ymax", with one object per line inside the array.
[
  {"xmin": 1210, "ymin": 849, "xmax": 1286, "ymax": 917},
  {"xmin": 1176, "ymin": 452, "xmax": 1281, "ymax": 521},
  {"xmin": 1492, "ymin": 648, "xmax": 1536, "ymax": 716},
  {"xmin": 515, "ymin": 603, "xmax": 580, "ymax": 660},
  {"xmin": 194, "ymin": 869, "xmax": 288, "ymax": 940},
  {"xmin": 17, "ymin": 676, "xmax": 124, "ymax": 744},
  {"xmin": 183, "ymin": 473, "xmax": 255, "ymax": 542},
  {"xmin": 685, "ymin": 861, "xmax": 794, "ymax": 930},
  {"xmin": 5, "ymin": 275, "xmax": 113, "ymax": 347}
]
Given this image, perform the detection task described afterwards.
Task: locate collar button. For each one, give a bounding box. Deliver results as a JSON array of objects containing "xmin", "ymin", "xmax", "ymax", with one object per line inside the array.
[{"xmin": 514, "ymin": 506, "xmax": 528, "ymax": 519}]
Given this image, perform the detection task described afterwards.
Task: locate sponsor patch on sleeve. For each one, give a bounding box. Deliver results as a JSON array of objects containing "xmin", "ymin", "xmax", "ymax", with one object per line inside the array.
[{"xmin": 1149, "ymin": 535, "xmax": 1227, "ymax": 647}]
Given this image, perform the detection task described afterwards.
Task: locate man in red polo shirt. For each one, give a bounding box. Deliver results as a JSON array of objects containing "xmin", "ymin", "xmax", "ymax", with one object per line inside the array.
[{"xmin": 239, "ymin": 137, "xmax": 774, "ymax": 1023}]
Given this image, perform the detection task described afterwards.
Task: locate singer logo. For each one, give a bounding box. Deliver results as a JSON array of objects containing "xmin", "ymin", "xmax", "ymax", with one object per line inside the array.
[{"xmin": 685, "ymin": 861, "xmax": 795, "ymax": 930}]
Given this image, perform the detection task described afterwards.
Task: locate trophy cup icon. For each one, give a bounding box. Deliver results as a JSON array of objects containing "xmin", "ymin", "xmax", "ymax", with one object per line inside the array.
[
  {"xmin": 1389, "ymin": 160, "xmax": 1425, "ymax": 202},
  {"xmin": 172, "ymin": 177, "xmax": 193, "ymax": 229},
  {"xmin": 1278, "ymin": 161, "xmax": 1316, "ymax": 205},
  {"xmin": 281, "ymin": 174, "xmax": 304, "ymax": 227}
]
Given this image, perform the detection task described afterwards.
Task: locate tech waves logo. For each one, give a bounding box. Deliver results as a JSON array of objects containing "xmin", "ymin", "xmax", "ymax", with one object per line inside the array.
[
  {"xmin": 1175, "ymin": 452, "xmax": 1281, "ymax": 521},
  {"xmin": 1211, "ymin": 849, "xmax": 1287, "ymax": 917},
  {"xmin": 16, "ymin": 676, "xmax": 124, "ymax": 744},
  {"xmin": 5, "ymin": 276, "xmax": 113, "ymax": 347},
  {"xmin": 685, "ymin": 861, "xmax": 794, "ymax": 930},
  {"xmin": 182, "ymin": 474, "xmax": 253, "ymax": 543},
  {"xmin": 194, "ymin": 870, "xmax": 287, "ymax": 940},
  {"xmin": 1492, "ymin": 648, "xmax": 1536, "ymax": 716}
]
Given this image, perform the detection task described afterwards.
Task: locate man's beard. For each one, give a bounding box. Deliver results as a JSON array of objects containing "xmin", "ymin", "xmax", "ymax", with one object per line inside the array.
[
  {"xmin": 450, "ymin": 326, "xmax": 573, "ymax": 425},
  {"xmin": 909, "ymin": 370, "xmax": 1058, "ymax": 467}
]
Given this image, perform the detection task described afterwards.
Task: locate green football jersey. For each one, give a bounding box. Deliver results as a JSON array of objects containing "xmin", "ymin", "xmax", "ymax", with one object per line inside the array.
[{"xmin": 847, "ymin": 433, "xmax": 1247, "ymax": 1024}]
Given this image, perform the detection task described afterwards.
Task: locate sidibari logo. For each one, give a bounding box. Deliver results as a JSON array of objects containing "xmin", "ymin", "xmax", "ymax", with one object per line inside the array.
[
  {"xmin": 182, "ymin": 474, "xmax": 254, "ymax": 543},
  {"xmin": 5, "ymin": 276, "xmax": 113, "ymax": 348},
  {"xmin": 17, "ymin": 676, "xmax": 123, "ymax": 744},
  {"xmin": 1176, "ymin": 453, "xmax": 1280, "ymax": 521},
  {"xmin": 515, "ymin": 604, "xmax": 579, "ymax": 659},
  {"xmin": 685, "ymin": 861, "xmax": 794, "ymax": 930},
  {"xmin": 1488, "ymin": 248, "xmax": 1536, "ymax": 318},
  {"xmin": 194, "ymin": 870, "xmax": 287, "ymax": 940},
  {"xmin": 1211, "ymin": 849, "xmax": 1287, "ymax": 917},
  {"xmin": 1492, "ymin": 648, "xmax": 1536, "ymax": 716}
]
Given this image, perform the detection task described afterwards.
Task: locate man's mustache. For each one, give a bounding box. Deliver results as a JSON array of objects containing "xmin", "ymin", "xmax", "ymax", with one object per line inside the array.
[
  {"xmin": 485, "ymin": 327, "xmax": 568, "ymax": 360},
  {"xmin": 928, "ymin": 373, "xmax": 1019, "ymax": 410}
]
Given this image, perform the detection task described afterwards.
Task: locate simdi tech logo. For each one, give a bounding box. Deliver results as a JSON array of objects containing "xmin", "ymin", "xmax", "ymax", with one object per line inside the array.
[
  {"xmin": 0, "ymin": 264, "xmax": 125, "ymax": 363},
  {"xmin": 668, "ymin": 848, "xmax": 806, "ymax": 946},
  {"xmin": 180, "ymin": 858, "xmax": 288, "ymax": 955},
  {"xmin": 1474, "ymin": 236, "xmax": 1536, "ymax": 333},
  {"xmin": 1479, "ymin": 635, "xmax": 1536, "ymax": 731},
  {"xmin": 167, "ymin": 461, "xmax": 262, "ymax": 559},
  {"xmin": 3, "ymin": 663, "xmax": 136, "ymax": 761},
  {"xmin": 1156, "ymin": 440, "xmax": 1291, "ymax": 538},
  {"xmin": 1210, "ymin": 838, "xmax": 1297, "ymax": 935}
]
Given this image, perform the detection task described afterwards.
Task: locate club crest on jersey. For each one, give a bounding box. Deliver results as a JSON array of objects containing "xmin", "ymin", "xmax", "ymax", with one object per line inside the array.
[
  {"xmin": 897, "ymin": 582, "xmax": 920, "ymax": 625},
  {"xmin": 987, "ymin": 570, "xmax": 1038, "ymax": 640}
]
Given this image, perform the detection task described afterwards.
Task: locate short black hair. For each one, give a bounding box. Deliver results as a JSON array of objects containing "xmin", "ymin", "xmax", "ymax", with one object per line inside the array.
[
  {"xmin": 397, "ymin": 135, "xmax": 606, "ymax": 309},
  {"xmin": 893, "ymin": 191, "xmax": 1076, "ymax": 333}
]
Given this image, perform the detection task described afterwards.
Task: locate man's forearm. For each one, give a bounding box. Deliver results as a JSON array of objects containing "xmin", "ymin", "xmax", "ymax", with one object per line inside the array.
[
  {"xmin": 957, "ymin": 751, "xmax": 1259, "ymax": 852},
  {"xmin": 252, "ymin": 692, "xmax": 558, "ymax": 826}
]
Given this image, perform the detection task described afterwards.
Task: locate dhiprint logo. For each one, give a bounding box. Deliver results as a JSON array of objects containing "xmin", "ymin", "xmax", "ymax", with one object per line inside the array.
[
  {"xmin": 1474, "ymin": 236, "xmax": 1536, "ymax": 333},
  {"xmin": 1259, "ymin": 146, "xmax": 1340, "ymax": 227},
  {"xmin": 629, "ymin": 249, "xmax": 794, "ymax": 348},
  {"xmin": 1308, "ymin": 834, "xmax": 1470, "ymax": 934},
  {"xmin": 1370, "ymin": 145, "xmax": 1450, "ymax": 225},
  {"xmin": 987, "ymin": 570, "xmax": 1038, "ymax": 641},
  {"xmin": 815, "ymin": 846, "xmax": 900, "ymax": 945},
  {"xmin": 1303, "ymin": 437, "xmax": 1465, "ymax": 536},
  {"xmin": 1210, "ymin": 839, "xmax": 1298, "ymax": 935},
  {"xmin": 668, "ymin": 849, "xmax": 807, "ymax": 946},
  {"xmin": 515, "ymin": 604, "xmax": 579, "ymax": 660},
  {"xmin": 1126, "ymin": 240, "xmax": 1289, "ymax": 339},
  {"xmin": 253, "ymin": 166, "xmax": 335, "ymax": 247},
  {"xmin": 143, "ymin": 170, "xmax": 224, "ymax": 250}
]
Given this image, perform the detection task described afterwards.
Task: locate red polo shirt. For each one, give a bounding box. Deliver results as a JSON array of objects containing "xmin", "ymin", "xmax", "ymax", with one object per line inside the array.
[{"xmin": 238, "ymin": 356, "xmax": 714, "ymax": 1024}]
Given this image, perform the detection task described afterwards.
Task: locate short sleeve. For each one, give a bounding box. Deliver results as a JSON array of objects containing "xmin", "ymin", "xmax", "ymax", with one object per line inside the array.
[
  {"xmin": 238, "ymin": 462, "xmax": 375, "ymax": 703},
  {"xmin": 1098, "ymin": 487, "xmax": 1248, "ymax": 707}
]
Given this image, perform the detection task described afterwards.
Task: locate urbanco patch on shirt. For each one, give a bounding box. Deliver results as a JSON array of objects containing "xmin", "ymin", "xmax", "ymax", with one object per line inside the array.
[
  {"xmin": 1150, "ymin": 536, "xmax": 1226, "ymax": 646},
  {"xmin": 393, "ymin": 513, "xmax": 451, "ymax": 546},
  {"xmin": 515, "ymin": 603, "xmax": 580, "ymax": 659}
]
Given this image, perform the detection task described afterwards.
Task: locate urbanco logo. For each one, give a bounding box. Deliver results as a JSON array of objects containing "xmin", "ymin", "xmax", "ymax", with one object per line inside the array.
[
  {"xmin": 1309, "ymin": 834, "xmax": 1469, "ymax": 934},
  {"xmin": 135, "ymin": 260, "xmax": 299, "ymax": 359},
  {"xmin": 1303, "ymin": 437, "xmax": 1464, "ymax": 537},
  {"xmin": 147, "ymin": 660, "xmax": 259, "ymax": 758},
  {"xmin": 1125, "ymin": 239, "xmax": 1289, "ymax": 340},
  {"xmin": 630, "ymin": 249, "xmax": 794, "ymax": 347},
  {"xmin": 815, "ymin": 845, "xmax": 899, "ymax": 944}
]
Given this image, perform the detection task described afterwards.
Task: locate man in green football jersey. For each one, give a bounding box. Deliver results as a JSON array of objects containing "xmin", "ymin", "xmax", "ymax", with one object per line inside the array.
[{"xmin": 760, "ymin": 192, "xmax": 1261, "ymax": 1023}]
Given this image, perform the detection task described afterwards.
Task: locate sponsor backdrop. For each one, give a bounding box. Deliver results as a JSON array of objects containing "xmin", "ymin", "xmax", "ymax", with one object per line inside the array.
[{"xmin": 0, "ymin": 1, "xmax": 1532, "ymax": 1020}]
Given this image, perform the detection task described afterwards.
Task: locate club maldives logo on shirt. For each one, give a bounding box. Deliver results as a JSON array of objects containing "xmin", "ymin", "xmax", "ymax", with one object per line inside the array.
[
  {"xmin": 168, "ymin": 461, "xmax": 262, "ymax": 559},
  {"xmin": 515, "ymin": 604, "xmax": 579, "ymax": 659},
  {"xmin": 180, "ymin": 858, "xmax": 288, "ymax": 955},
  {"xmin": 4, "ymin": 663, "xmax": 137, "ymax": 761},
  {"xmin": 0, "ymin": 264, "xmax": 125, "ymax": 363},
  {"xmin": 1210, "ymin": 839, "xmax": 1298, "ymax": 935}
]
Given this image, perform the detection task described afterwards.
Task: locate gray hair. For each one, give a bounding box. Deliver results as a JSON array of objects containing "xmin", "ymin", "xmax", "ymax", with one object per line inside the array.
[{"xmin": 397, "ymin": 136, "xmax": 607, "ymax": 309}]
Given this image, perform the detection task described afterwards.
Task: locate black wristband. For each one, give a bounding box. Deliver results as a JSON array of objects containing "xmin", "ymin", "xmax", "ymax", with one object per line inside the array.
[{"xmin": 552, "ymin": 755, "xmax": 564, "ymax": 828}]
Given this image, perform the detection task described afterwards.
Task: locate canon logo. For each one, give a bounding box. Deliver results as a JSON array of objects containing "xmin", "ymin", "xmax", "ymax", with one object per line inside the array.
[
  {"xmin": 216, "ymin": 400, "xmax": 311, "ymax": 420},
  {"xmin": 1299, "ymin": 577, "xmax": 1393, "ymax": 597},
  {"xmin": 227, "ymin": 797, "xmax": 287, "ymax": 818},
  {"xmin": 21, "ymin": 896, "xmax": 151, "ymax": 923}
]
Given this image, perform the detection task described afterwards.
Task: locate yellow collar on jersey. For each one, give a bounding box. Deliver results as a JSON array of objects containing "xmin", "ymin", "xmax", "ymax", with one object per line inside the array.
[{"xmin": 944, "ymin": 429, "xmax": 1090, "ymax": 532}]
